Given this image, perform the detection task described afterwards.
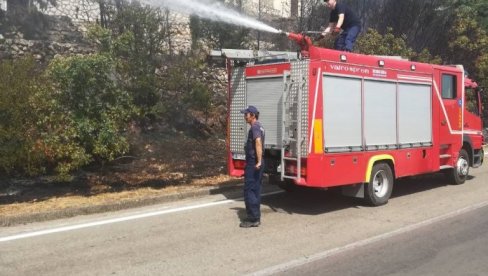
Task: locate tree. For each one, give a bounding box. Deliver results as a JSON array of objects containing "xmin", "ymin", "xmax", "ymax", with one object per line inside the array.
[
  {"xmin": 6, "ymin": 0, "xmax": 56, "ymax": 17},
  {"xmin": 451, "ymin": 0, "xmax": 488, "ymax": 30},
  {"xmin": 189, "ymin": 0, "xmax": 250, "ymax": 50},
  {"xmin": 446, "ymin": 8, "xmax": 488, "ymax": 75},
  {"xmin": 0, "ymin": 58, "xmax": 46, "ymax": 176},
  {"xmin": 88, "ymin": 1, "xmax": 177, "ymax": 122},
  {"xmin": 190, "ymin": 15, "xmax": 250, "ymax": 50},
  {"xmin": 45, "ymin": 54, "xmax": 136, "ymax": 174},
  {"xmin": 445, "ymin": 7, "xmax": 488, "ymax": 124},
  {"xmin": 369, "ymin": 0, "xmax": 456, "ymax": 55},
  {"xmin": 355, "ymin": 28, "xmax": 414, "ymax": 57}
]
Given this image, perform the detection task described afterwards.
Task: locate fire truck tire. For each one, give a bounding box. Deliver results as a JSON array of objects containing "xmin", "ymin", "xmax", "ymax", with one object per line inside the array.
[
  {"xmin": 447, "ymin": 149, "xmax": 469, "ymax": 185},
  {"xmin": 364, "ymin": 163, "xmax": 394, "ymax": 206}
]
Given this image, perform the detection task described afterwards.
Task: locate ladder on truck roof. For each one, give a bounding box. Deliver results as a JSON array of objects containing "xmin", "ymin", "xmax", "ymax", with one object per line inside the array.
[
  {"xmin": 209, "ymin": 49, "xmax": 298, "ymax": 62},
  {"xmin": 281, "ymin": 70, "xmax": 304, "ymax": 181}
]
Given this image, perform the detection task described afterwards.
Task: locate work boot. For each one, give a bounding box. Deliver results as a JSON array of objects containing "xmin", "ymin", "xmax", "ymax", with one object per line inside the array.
[{"xmin": 239, "ymin": 219, "xmax": 260, "ymax": 228}]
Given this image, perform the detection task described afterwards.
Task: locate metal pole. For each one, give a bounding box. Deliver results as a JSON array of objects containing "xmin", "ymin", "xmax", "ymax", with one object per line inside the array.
[{"xmin": 257, "ymin": 0, "xmax": 261, "ymax": 50}]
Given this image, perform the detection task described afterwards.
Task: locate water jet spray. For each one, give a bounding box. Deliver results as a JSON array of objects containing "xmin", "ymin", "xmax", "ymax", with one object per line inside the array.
[{"xmin": 145, "ymin": 0, "xmax": 280, "ymax": 34}]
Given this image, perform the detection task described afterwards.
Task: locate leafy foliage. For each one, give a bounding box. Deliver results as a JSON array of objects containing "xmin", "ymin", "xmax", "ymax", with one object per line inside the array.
[
  {"xmin": 46, "ymin": 54, "xmax": 136, "ymax": 166},
  {"xmin": 88, "ymin": 2, "xmax": 172, "ymax": 120},
  {"xmin": 353, "ymin": 28, "xmax": 441, "ymax": 64},
  {"xmin": 356, "ymin": 28, "xmax": 414, "ymax": 57},
  {"xmin": 0, "ymin": 54, "xmax": 137, "ymax": 178},
  {"xmin": 157, "ymin": 51, "xmax": 214, "ymax": 123},
  {"xmin": 445, "ymin": 7, "xmax": 488, "ymax": 124},
  {"xmin": 446, "ymin": 8, "xmax": 488, "ymax": 74},
  {"xmin": 0, "ymin": 58, "xmax": 45, "ymax": 176},
  {"xmin": 87, "ymin": 2, "xmax": 216, "ymax": 127}
]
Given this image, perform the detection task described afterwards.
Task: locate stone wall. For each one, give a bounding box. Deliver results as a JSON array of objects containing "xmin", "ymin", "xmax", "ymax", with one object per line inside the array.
[
  {"xmin": 42, "ymin": 1, "xmax": 192, "ymax": 54},
  {"xmin": 0, "ymin": 3, "xmax": 194, "ymax": 61},
  {"xmin": 0, "ymin": 35, "xmax": 93, "ymax": 62},
  {"xmin": 1, "ymin": 0, "xmax": 293, "ymax": 59},
  {"xmin": 0, "ymin": 13, "xmax": 94, "ymax": 61},
  {"xmin": 43, "ymin": 0, "xmax": 100, "ymax": 23},
  {"xmin": 0, "ymin": 0, "xmax": 291, "ymax": 62}
]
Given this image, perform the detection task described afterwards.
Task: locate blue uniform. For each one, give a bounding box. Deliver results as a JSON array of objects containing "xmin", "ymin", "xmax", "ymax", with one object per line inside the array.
[
  {"xmin": 329, "ymin": 3, "xmax": 361, "ymax": 52},
  {"xmin": 244, "ymin": 121, "xmax": 265, "ymax": 222}
]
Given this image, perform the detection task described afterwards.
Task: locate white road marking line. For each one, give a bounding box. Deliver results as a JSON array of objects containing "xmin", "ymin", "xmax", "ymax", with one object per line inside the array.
[
  {"xmin": 250, "ymin": 200, "xmax": 488, "ymax": 276},
  {"xmin": 0, "ymin": 190, "xmax": 284, "ymax": 243}
]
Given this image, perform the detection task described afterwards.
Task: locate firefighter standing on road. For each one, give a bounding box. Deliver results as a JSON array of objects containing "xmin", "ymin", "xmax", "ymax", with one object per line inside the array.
[
  {"xmin": 240, "ymin": 106, "xmax": 265, "ymax": 228},
  {"xmin": 321, "ymin": 0, "xmax": 361, "ymax": 52}
]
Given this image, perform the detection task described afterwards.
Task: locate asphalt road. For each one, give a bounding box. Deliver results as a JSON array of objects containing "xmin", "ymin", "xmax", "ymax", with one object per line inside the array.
[
  {"xmin": 281, "ymin": 204, "xmax": 488, "ymax": 276},
  {"xmin": 1, "ymin": 163, "xmax": 488, "ymax": 275}
]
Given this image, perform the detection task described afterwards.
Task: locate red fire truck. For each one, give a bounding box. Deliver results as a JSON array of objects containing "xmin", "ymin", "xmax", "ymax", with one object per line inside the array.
[{"xmin": 226, "ymin": 33, "xmax": 484, "ymax": 206}]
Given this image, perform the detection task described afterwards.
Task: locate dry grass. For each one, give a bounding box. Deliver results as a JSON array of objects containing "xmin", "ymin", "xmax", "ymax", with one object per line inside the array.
[{"xmin": 0, "ymin": 130, "xmax": 242, "ymax": 218}]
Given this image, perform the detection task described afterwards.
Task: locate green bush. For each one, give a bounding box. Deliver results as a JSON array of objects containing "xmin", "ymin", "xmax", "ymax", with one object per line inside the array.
[
  {"xmin": 184, "ymin": 82, "xmax": 212, "ymax": 119},
  {"xmin": 158, "ymin": 53, "xmax": 214, "ymax": 121},
  {"xmin": 356, "ymin": 28, "xmax": 414, "ymax": 57},
  {"xmin": 0, "ymin": 57, "xmax": 45, "ymax": 176},
  {"xmin": 0, "ymin": 54, "xmax": 138, "ymax": 178},
  {"xmin": 0, "ymin": 57, "xmax": 90, "ymax": 177},
  {"xmin": 88, "ymin": 2, "xmax": 169, "ymax": 121},
  {"xmin": 46, "ymin": 54, "xmax": 137, "ymax": 169}
]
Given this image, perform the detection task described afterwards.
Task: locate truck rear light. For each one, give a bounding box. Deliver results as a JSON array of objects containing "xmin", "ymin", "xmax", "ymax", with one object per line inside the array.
[{"xmin": 233, "ymin": 160, "xmax": 246, "ymax": 170}]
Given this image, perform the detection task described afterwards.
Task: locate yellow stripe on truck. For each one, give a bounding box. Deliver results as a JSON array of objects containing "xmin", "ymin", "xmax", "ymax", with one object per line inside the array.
[
  {"xmin": 313, "ymin": 119, "xmax": 323, "ymax": 154},
  {"xmin": 365, "ymin": 155, "xmax": 395, "ymax": 182}
]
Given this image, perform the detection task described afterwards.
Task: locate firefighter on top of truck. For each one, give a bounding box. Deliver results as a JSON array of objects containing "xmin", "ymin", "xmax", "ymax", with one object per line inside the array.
[
  {"xmin": 240, "ymin": 105, "xmax": 265, "ymax": 228},
  {"xmin": 321, "ymin": 0, "xmax": 362, "ymax": 52}
]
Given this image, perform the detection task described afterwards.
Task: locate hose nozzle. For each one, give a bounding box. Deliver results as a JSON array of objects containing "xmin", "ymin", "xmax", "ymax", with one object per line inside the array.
[{"xmin": 278, "ymin": 30, "xmax": 289, "ymax": 36}]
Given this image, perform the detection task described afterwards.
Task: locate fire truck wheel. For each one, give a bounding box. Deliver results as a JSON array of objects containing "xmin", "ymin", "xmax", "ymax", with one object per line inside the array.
[
  {"xmin": 364, "ymin": 163, "xmax": 394, "ymax": 206},
  {"xmin": 447, "ymin": 149, "xmax": 469, "ymax": 185}
]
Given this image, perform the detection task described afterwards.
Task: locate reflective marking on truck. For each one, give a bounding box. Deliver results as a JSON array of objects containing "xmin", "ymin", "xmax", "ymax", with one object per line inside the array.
[
  {"xmin": 308, "ymin": 67, "xmax": 322, "ymax": 154},
  {"xmin": 365, "ymin": 155, "xmax": 395, "ymax": 182},
  {"xmin": 433, "ymin": 81, "xmax": 463, "ymax": 135},
  {"xmin": 313, "ymin": 119, "xmax": 323, "ymax": 154},
  {"xmin": 397, "ymin": 74, "xmax": 432, "ymax": 83}
]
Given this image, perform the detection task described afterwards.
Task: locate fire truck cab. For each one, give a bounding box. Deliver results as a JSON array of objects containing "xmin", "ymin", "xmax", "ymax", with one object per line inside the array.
[{"xmin": 225, "ymin": 34, "xmax": 484, "ymax": 206}]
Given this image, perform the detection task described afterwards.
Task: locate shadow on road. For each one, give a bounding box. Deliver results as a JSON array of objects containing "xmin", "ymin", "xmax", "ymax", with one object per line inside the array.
[
  {"xmin": 228, "ymin": 173, "xmax": 478, "ymax": 218},
  {"xmin": 393, "ymin": 173, "xmax": 475, "ymax": 198}
]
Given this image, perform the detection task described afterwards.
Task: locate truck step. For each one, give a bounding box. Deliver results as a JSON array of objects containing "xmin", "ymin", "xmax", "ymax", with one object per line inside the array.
[
  {"xmin": 283, "ymin": 157, "xmax": 298, "ymax": 161},
  {"xmin": 282, "ymin": 175, "xmax": 299, "ymax": 180},
  {"xmin": 439, "ymin": 154, "xmax": 451, "ymax": 159},
  {"xmin": 440, "ymin": 165, "xmax": 454, "ymax": 170}
]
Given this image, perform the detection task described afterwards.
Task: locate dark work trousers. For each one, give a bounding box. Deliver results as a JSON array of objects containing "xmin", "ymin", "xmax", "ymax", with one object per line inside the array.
[
  {"xmin": 244, "ymin": 160, "xmax": 264, "ymax": 222},
  {"xmin": 335, "ymin": 25, "xmax": 361, "ymax": 52}
]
